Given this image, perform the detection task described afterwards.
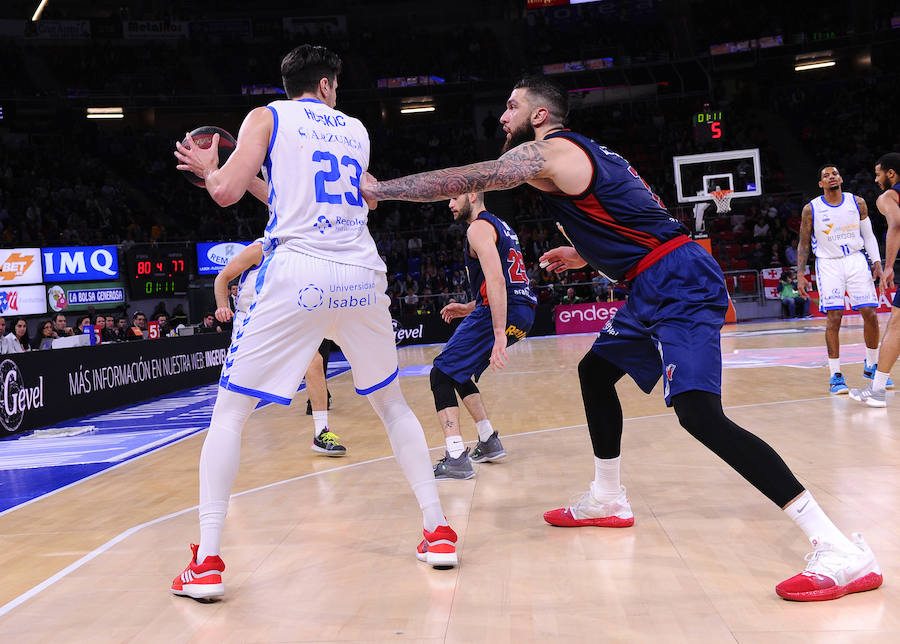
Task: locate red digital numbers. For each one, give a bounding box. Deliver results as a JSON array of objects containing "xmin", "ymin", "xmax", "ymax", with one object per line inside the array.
[
  {"xmin": 136, "ymin": 261, "xmax": 152, "ymax": 275},
  {"xmin": 711, "ymin": 121, "xmax": 722, "ymax": 139}
]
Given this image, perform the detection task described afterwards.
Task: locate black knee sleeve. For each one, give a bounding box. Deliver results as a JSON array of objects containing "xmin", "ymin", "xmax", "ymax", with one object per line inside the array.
[
  {"xmin": 454, "ymin": 378, "xmax": 479, "ymax": 399},
  {"xmin": 578, "ymin": 351, "xmax": 626, "ymax": 459},
  {"xmin": 430, "ymin": 367, "xmax": 458, "ymax": 412},
  {"xmin": 672, "ymin": 391, "xmax": 804, "ymax": 507}
]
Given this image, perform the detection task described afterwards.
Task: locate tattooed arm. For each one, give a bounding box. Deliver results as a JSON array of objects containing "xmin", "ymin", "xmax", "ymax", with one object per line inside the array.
[{"xmin": 361, "ymin": 141, "xmax": 551, "ymax": 204}]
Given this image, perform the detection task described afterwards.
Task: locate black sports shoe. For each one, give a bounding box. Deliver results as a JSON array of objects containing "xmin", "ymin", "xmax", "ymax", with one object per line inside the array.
[{"xmin": 311, "ymin": 429, "xmax": 346, "ymax": 457}]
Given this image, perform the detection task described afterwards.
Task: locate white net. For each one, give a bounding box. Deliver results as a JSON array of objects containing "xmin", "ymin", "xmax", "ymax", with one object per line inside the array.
[{"xmin": 710, "ymin": 189, "xmax": 733, "ymax": 214}]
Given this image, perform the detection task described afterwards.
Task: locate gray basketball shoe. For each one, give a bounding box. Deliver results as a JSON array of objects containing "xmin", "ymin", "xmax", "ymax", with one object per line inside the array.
[
  {"xmin": 470, "ymin": 432, "xmax": 507, "ymax": 463},
  {"xmin": 849, "ymin": 385, "xmax": 887, "ymax": 408},
  {"xmin": 434, "ymin": 448, "xmax": 475, "ymax": 480}
]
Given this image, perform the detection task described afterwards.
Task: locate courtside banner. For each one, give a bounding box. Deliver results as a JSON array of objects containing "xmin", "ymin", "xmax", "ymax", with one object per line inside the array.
[
  {"xmin": 0, "ymin": 248, "xmax": 42, "ymax": 286},
  {"xmin": 760, "ymin": 267, "xmax": 815, "ymax": 300},
  {"xmin": 41, "ymin": 246, "xmax": 120, "ymax": 282},
  {"xmin": 196, "ymin": 241, "xmax": 252, "ymax": 275},
  {"xmin": 554, "ymin": 301, "xmax": 626, "ymax": 335},
  {"xmin": 0, "ymin": 285, "xmax": 48, "ymax": 316},
  {"xmin": 47, "ymin": 281, "xmax": 127, "ymax": 312},
  {"xmin": 0, "ymin": 333, "xmax": 230, "ymax": 435},
  {"xmin": 392, "ymin": 314, "xmax": 455, "ymax": 347}
]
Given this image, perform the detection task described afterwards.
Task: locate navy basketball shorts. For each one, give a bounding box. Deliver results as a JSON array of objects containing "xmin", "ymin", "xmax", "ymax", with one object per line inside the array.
[
  {"xmin": 591, "ymin": 242, "xmax": 728, "ymax": 406},
  {"xmin": 433, "ymin": 302, "xmax": 535, "ymax": 383}
]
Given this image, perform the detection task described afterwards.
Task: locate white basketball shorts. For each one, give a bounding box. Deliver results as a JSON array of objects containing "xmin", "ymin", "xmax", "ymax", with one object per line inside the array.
[
  {"xmin": 220, "ymin": 248, "xmax": 399, "ymax": 404},
  {"xmin": 815, "ymin": 252, "xmax": 878, "ymax": 312}
]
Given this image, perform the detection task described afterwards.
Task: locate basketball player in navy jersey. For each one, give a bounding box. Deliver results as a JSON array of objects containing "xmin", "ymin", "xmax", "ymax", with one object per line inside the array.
[
  {"xmin": 851, "ymin": 152, "xmax": 900, "ymax": 407},
  {"xmin": 796, "ymin": 165, "xmax": 886, "ymax": 395},
  {"xmin": 361, "ymin": 76, "xmax": 882, "ymax": 602},
  {"xmin": 430, "ymin": 191, "xmax": 536, "ymax": 479}
]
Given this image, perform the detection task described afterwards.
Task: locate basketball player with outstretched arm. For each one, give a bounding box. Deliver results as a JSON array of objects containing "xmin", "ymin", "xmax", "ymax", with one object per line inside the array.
[
  {"xmin": 360, "ymin": 76, "xmax": 882, "ymax": 602},
  {"xmin": 170, "ymin": 45, "xmax": 458, "ymax": 600},
  {"xmin": 796, "ymin": 165, "xmax": 889, "ymax": 394},
  {"xmin": 851, "ymin": 152, "xmax": 900, "ymax": 407}
]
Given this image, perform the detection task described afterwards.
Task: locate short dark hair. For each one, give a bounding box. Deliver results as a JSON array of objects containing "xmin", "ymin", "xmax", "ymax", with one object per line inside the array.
[
  {"xmin": 877, "ymin": 152, "xmax": 900, "ymax": 176},
  {"xmin": 817, "ymin": 163, "xmax": 839, "ymax": 180},
  {"xmin": 281, "ymin": 44, "xmax": 342, "ymax": 98},
  {"xmin": 132, "ymin": 310, "xmax": 146, "ymax": 320},
  {"xmin": 513, "ymin": 76, "xmax": 568, "ymax": 124}
]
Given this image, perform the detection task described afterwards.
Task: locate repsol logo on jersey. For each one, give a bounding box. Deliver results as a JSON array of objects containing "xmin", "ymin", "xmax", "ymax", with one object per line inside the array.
[
  {"xmin": 392, "ymin": 318, "xmax": 423, "ymax": 345},
  {"xmin": 1, "ymin": 359, "xmax": 45, "ymax": 433},
  {"xmin": 303, "ymin": 109, "xmax": 347, "ymax": 127}
]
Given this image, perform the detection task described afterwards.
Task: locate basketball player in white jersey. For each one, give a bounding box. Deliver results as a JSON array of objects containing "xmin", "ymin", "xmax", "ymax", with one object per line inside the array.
[
  {"xmin": 797, "ymin": 164, "xmax": 889, "ymax": 394},
  {"xmin": 213, "ymin": 240, "xmax": 347, "ymax": 456},
  {"xmin": 171, "ymin": 45, "xmax": 458, "ymax": 600}
]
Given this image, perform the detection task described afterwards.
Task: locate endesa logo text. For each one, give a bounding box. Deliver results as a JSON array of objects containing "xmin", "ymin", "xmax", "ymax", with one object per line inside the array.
[
  {"xmin": 42, "ymin": 246, "xmax": 119, "ymax": 282},
  {"xmin": 554, "ymin": 301, "xmax": 625, "ymax": 335}
]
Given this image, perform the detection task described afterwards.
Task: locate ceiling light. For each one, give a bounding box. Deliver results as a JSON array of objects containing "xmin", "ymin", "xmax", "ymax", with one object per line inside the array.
[{"xmin": 86, "ymin": 107, "xmax": 124, "ymax": 119}]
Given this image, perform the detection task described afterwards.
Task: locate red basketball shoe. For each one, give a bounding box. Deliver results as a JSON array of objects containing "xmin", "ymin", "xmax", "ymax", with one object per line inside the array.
[
  {"xmin": 171, "ymin": 543, "xmax": 226, "ymax": 599},
  {"xmin": 776, "ymin": 533, "xmax": 883, "ymax": 601},
  {"xmin": 544, "ymin": 485, "xmax": 634, "ymax": 528},
  {"xmin": 417, "ymin": 524, "xmax": 458, "ymax": 568}
]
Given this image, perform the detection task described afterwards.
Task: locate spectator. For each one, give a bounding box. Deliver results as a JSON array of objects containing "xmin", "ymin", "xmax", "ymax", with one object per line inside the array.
[
  {"xmin": 0, "ymin": 316, "xmax": 5, "ymax": 337},
  {"xmin": 53, "ymin": 313, "xmax": 73, "ymax": 337},
  {"xmin": 32, "ymin": 320, "xmax": 57, "ymax": 350},
  {"xmin": 780, "ymin": 269, "xmax": 808, "ymax": 318},
  {"xmin": 170, "ymin": 304, "xmax": 189, "ymax": 328},
  {"xmin": 403, "ymin": 287, "xmax": 419, "ymax": 314},
  {"xmin": 102, "ymin": 315, "xmax": 119, "ymax": 342},
  {"xmin": 785, "ymin": 240, "xmax": 799, "ymax": 266},
  {"xmin": 156, "ymin": 313, "xmax": 171, "ymax": 336},
  {"xmin": 753, "ymin": 217, "xmax": 770, "ymax": 239},
  {"xmin": 228, "ymin": 284, "xmax": 239, "ymax": 313},
  {"xmin": 560, "ymin": 287, "xmax": 582, "ymax": 305},
  {"xmin": 151, "ymin": 301, "xmax": 169, "ymax": 320},
  {"xmin": 132, "ymin": 311, "xmax": 148, "ymax": 335},
  {"xmin": 9, "ymin": 317, "xmax": 30, "ymax": 352},
  {"xmin": 116, "ymin": 316, "xmax": 128, "ymax": 336},
  {"xmin": 75, "ymin": 315, "xmax": 92, "ymax": 336},
  {"xmin": 197, "ymin": 311, "xmax": 222, "ymax": 334}
]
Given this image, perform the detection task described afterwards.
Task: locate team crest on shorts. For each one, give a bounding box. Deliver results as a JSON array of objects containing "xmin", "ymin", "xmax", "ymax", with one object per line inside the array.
[
  {"xmin": 298, "ymin": 284, "xmax": 324, "ymax": 310},
  {"xmin": 665, "ymin": 363, "xmax": 677, "ymax": 381}
]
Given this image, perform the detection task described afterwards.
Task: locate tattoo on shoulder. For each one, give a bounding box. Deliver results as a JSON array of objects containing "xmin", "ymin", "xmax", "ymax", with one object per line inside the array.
[{"xmin": 375, "ymin": 141, "xmax": 550, "ymax": 202}]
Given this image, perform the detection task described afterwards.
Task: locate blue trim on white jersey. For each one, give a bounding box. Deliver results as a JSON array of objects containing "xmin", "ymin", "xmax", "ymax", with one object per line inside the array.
[
  {"xmin": 820, "ymin": 193, "xmax": 846, "ymax": 209},
  {"xmin": 852, "ymin": 195, "xmax": 862, "ymax": 216},
  {"xmin": 295, "ymin": 98, "xmax": 323, "ymax": 104},
  {"xmin": 355, "ymin": 367, "xmax": 399, "ymax": 395},
  {"xmin": 219, "ymin": 377, "xmax": 293, "ymax": 405},
  {"xmin": 265, "ymin": 105, "xmax": 278, "ymax": 160}
]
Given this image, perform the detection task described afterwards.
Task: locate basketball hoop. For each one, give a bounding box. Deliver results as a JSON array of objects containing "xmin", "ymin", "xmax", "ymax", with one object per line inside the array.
[{"xmin": 710, "ymin": 189, "xmax": 733, "ymax": 214}]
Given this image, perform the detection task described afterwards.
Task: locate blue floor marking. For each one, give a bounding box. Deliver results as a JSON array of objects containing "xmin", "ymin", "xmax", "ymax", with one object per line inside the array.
[{"xmin": 0, "ymin": 353, "xmax": 353, "ymax": 514}]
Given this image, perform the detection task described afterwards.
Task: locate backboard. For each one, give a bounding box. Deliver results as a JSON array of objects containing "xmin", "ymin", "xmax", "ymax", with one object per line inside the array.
[{"xmin": 673, "ymin": 148, "xmax": 763, "ymax": 203}]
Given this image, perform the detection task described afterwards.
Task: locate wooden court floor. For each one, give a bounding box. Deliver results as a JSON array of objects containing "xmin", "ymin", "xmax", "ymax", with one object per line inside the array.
[{"xmin": 0, "ymin": 316, "xmax": 898, "ymax": 643}]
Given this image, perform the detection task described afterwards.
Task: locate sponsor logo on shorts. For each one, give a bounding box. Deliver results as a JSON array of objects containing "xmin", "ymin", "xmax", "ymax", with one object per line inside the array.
[
  {"xmin": 298, "ymin": 284, "xmax": 325, "ymax": 310},
  {"xmin": 393, "ymin": 318, "xmax": 423, "ymax": 345},
  {"xmin": 601, "ymin": 319, "xmax": 618, "ymax": 336},
  {"xmin": 666, "ymin": 363, "xmax": 676, "ymax": 381},
  {"xmin": 505, "ymin": 324, "xmax": 527, "ymax": 340},
  {"xmin": 314, "ymin": 216, "xmax": 332, "ymax": 235},
  {"xmin": 327, "ymin": 294, "xmax": 374, "ymax": 309}
]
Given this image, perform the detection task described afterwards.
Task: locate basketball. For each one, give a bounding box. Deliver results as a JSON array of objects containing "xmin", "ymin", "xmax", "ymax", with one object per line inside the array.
[{"xmin": 179, "ymin": 126, "xmax": 237, "ymax": 187}]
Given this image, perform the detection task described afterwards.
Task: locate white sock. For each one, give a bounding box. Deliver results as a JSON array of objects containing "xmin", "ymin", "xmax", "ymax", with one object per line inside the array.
[
  {"xmin": 828, "ymin": 358, "xmax": 841, "ymax": 376},
  {"xmin": 445, "ymin": 435, "xmax": 465, "ymax": 458},
  {"xmin": 590, "ymin": 456, "xmax": 622, "ymax": 502},
  {"xmin": 312, "ymin": 411, "xmax": 328, "ymax": 437},
  {"xmin": 476, "ymin": 419, "xmax": 494, "ymax": 442},
  {"xmin": 784, "ymin": 490, "xmax": 855, "ymax": 552},
  {"xmin": 197, "ymin": 388, "xmax": 256, "ymax": 562},
  {"xmin": 866, "ymin": 348, "xmax": 879, "ymax": 368},
  {"xmin": 368, "ymin": 381, "xmax": 446, "ymax": 532},
  {"xmin": 873, "ymin": 370, "xmax": 890, "ymax": 392}
]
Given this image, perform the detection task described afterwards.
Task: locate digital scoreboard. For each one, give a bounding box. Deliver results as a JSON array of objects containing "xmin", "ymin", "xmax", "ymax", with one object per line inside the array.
[
  {"xmin": 125, "ymin": 244, "xmax": 192, "ymax": 296},
  {"xmin": 693, "ymin": 109, "xmax": 724, "ymax": 142}
]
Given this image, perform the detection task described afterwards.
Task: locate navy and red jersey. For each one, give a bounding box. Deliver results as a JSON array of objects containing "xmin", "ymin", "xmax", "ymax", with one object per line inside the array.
[
  {"xmin": 464, "ymin": 210, "xmax": 538, "ymax": 307},
  {"xmin": 537, "ymin": 130, "xmax": 689, "ymax": 282}
]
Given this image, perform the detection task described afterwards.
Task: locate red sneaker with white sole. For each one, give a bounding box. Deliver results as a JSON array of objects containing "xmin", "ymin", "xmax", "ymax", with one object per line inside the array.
[
  {"xmin": 776, "ymin": 533, "xmax": 883, "ymax": 601},
  {"xmin": 417, "ymin": 524, "xmax": 458, "ymax": 568},
  {"xmin": 171, "ymin": 543, "xmax": 226, "ymax": 600},
  {"xmin": 544, "ymin": 485, "xmax": 634, "ymax": 528}
]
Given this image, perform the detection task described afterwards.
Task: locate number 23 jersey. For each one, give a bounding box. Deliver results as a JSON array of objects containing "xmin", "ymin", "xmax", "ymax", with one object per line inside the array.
[{"xmin": 262, "ymin": 98, "xmax": 385, "ymax": 271}]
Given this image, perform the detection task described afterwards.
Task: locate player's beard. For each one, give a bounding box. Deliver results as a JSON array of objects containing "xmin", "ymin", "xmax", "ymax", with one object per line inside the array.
[
  {"xmin": 501, "ymin": 120, "xmax": 536, "ymax": 154},
  {"xmin": 454, "ymin": 199, "xmax": 471, "ymax": 222}
]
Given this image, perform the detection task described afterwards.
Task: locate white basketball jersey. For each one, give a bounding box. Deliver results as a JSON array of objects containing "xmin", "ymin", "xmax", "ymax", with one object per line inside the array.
[
  {"xmin": 810, "ymin": 192, "xmax": 864, "ymax": 259},
  {"xmin": 234, "ymin": 238, "xmax": 265, "ymax": 314},
  {"xmin": 261, "ymin": 99, "xmax": 384, "ymax": 271}
]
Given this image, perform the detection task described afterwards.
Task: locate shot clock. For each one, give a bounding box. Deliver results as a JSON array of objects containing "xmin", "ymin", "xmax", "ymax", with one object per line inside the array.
[
  {"xmin": 693, "ymin": 106, "xmax": 724, "ymax": 142},
  {"xmin": 125, "ymin": 244, "xmax": 193, "ymax": 296}
]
